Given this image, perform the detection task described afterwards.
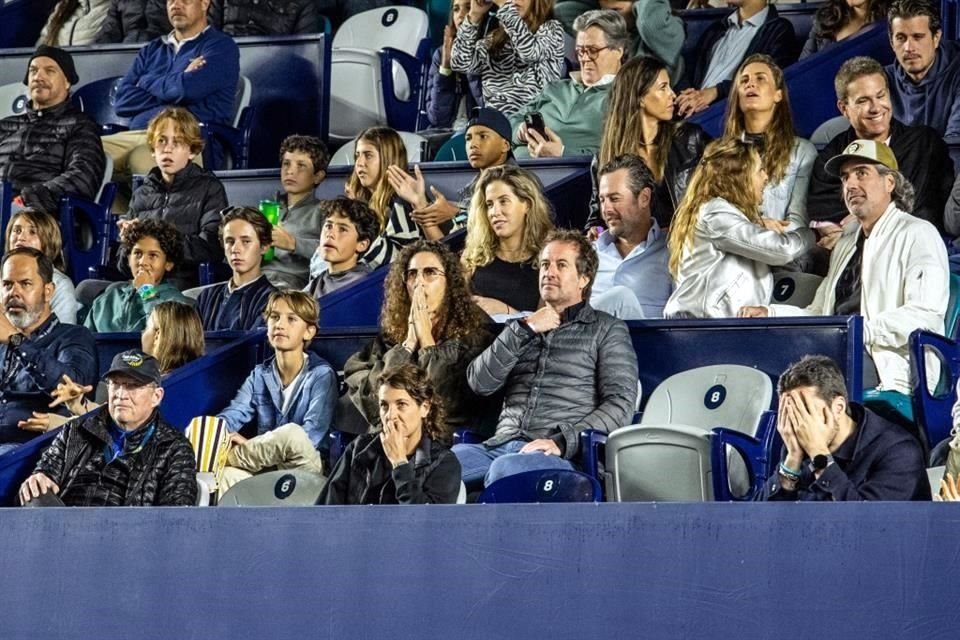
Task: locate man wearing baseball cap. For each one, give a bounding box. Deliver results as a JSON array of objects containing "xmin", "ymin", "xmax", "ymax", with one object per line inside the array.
[
  {"xmin": 19, "ymin": 349, "xmax": 197, "ymax": 507},
  {"xmin": 0, "ymin": 45, "xmax": 106, "ymax": 215},
  {"xmin": 741, "ymin": 139, "xmax": 949, "ymax": 400},
  {"xmin": 391, "ymin": 106, "xmax": 515, "ymax": 240}
]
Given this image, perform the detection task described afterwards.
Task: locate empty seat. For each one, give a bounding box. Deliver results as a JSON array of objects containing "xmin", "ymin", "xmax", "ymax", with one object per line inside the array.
[
  {"xmin": 478, "ymin": 469, "xmax": 602, "ymax": 503},
  {"xmin": 772, "ymin": 272, "xmax": 823, "ymax": 307},
  {"xmin": 218, "ymin": 469, "xmax": 327, "ymax": 506},
  {"xmin": 329, "ymin": 131, "xmax": 428, "ymax": 165},
  {"xmin": 0, "ymin": 82, "xmax": 27, "ymax": 118},
  {"xmin": 329, "ymin": 6, "xmax": 430, "ymax": 140}
]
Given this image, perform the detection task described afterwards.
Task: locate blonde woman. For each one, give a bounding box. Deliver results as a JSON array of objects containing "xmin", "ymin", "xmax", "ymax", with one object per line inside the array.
[
  {"xmin": 461, "ymin": 165, "xmax": 554, "ymax": 316},
  {"xmin": 5, "ymin": 208, "xmax": 78, "ymax": 324},
  {"xmin": 664, "ymin": 139, "xmax": 815, "ymax": 319},
  {"xmin": 346, "ymin": 126, "xmax": 422, "ymax": 269}
]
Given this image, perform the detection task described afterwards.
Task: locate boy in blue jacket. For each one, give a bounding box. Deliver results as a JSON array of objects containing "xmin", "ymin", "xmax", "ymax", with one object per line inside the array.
[{"xmin": 217, "ymin": 290, "xmax": 337, "ymax": 489}]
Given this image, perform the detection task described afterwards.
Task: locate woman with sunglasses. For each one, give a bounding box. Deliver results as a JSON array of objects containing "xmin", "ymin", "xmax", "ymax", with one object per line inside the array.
[{"xmin": 341, "ymin": 240, "xmax": 492, "ymax": 434}]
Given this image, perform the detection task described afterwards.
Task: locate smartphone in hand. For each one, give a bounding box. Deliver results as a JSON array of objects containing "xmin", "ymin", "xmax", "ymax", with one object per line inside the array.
[{"xmin": 524, "ymin": 112, "xmax": 547, "ymax": 138}]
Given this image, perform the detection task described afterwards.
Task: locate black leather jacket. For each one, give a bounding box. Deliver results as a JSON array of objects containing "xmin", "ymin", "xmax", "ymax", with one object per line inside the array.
[{"xmin": 585, "ymin": 121, "xmax": 711, "ymax": 229}]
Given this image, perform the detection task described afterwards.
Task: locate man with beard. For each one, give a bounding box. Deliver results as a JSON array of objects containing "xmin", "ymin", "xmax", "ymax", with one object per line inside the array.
[
  {"xmin": 0, "ymin": 46, "xmax": 106, "ymax": 215},
  {"xmin": 0, "ymin": 247, "xmax": 97, "ymax": 453}
]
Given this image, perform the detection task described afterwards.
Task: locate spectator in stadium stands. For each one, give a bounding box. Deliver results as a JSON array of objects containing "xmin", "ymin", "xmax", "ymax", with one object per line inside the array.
[
  {"xmin": 208, "ymin": 0, "xmax": 318, "ymax": 36},
  {"xmin": 722, "ymin": 54, "xmax": 816, "ymax": 229},
  {"xmin": 425, "ymin": 0, "xmax": 483, "ymax": 130},
  {"xmin": 18, "ymin": 350, "xmax": 198, "ymax": 507},
  {"xmin": 5, "ymin": 209, "xmax": 78, "ymax": 324},
  {"xmin": 553, "ymin": 0, "xmax": 686, "ymax": 84},
  {"xmin": 216, "ymin": 291, "xmax": 336, "ymax": 491},
  {"xmin": 677, "ymin": 0, "xmax": 797, "ymax": 118},
  {"xmin": 103, "ymin": 0, "xmax": 239, "ymax": 180},
  {"xmin": 454, "ymin": 230, "xmax": 638, "ymax": 487},
  {"xmin": 585, "ymin": 56, "xmax": 710, "ymax": 232},
  {"xmin": 807, "ymin": 56, "xmax": 952, "ymax": 235},
  {"xmin": 342, "ymin": 240, "xmax": 491, "ymax": 434},
  {"xmin": 95, "ymin": 0, "xmax": 171, "ymax": 43},
  {"xmin": 345, "ymin": 127, "xmax": 421, "ymax": 269},
  {"xmin": 120, "ymin": 108, "xmax": 226, "ymax": 289},
  {"xmin": 451, "ymin": 0, "xmax": 565, "ymax": 116},
  {"xmin": 461, "ymin": 165, "xmax": 553, "ymax": 317},
  {"xmin": 263, "ymin": 135, "xmax": 330, "ymax": 290},
  {"xmin": 763, "ymin": 355, "xmax": 928, "ymax": 501},
  {"xmin": 945, "ymin": 174, "xmax": 960, "ymax": 237},
  {"xmin": 0, "ymin": 248, "xmax": 97, "ymax": 453},
  {"xmin": 197, "ymin": 207, "xmax": 276, "ymax": 332},
  {"xmin": 591, "ymin": 154, "xmax": 671, "ymax": 319},
  {"xmin": 36, "ymin": 301, "xmax": 204, "ymax": 428},
  {"xmin": 390, "ymin": 107, "xmax": 516, "ymax": 241},
  {"xmin": 741, "ymin": 141, "xmax": 948, "ymax": 396},
  {"xmin": 509, "ymin": 9, "xmax": 627, "ymax": 159},
  {"xmin": 85, "ymin": 219, "xmax": 192, "ymax": 332},
  {"xmin": 38, "ymin": 0, "xmax": 111, "ymax": 46},
  {"xmin": 304, "ymin": 197, "xmax": 376, "ymax": 299},
  {"xmin": 801, "ymin": 0, "xmax": 890, "ymax": 59},
  {"xmin": 319, "ymin": 363, "xmax": 462, "ymax": 505},
  {"xmin": 885, "ymin": 0, "xmax": 960, "ymax": 138},
  {"xmin": 0, "ymin": 46, "xmax": 106, "ymax": 215},
  {"xmin": 664, "ymin": 139, "xmax": 815, "ymax": 318}
]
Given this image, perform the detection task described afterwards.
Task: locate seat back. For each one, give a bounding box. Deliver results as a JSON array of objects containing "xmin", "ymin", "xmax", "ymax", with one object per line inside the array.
[
  {"xmin": 218, "ymin": 469, "xmax": 327, "ymax": 506},
  {"xmin": 910, "ymin": 329, "xmax": 960, "ymax": 447},
  {"xmin": 329, "ymin": 131, "xmax": 428, "ymax": 166},
  {"xmin": 72, "ymin": 76, "xmax": 127, "ymax": 128},
  {"xmin": 329, "ymin": 7, "xmax": 429, "ymax": 139},
  {"xmin": 946, "ymin": 272, "xmax": 960, "ymax": 340},
  {"xmin": 0, "ymin": 81, "xmax": 27, "ymax": 117},
  {"xmin": 810, "ymin": 115, "xmax": 850, "ymax": 147},
  {"xmin": 433, "ymin": 132, "xmax": 466, "ymax": 162},
  {"xmin": 772, "ymin": 272, "xmax": 823, "ymax": 308},
  {"xmin": 232, "ymin": 75, "xmax": 252, "ymax": 129},
  {"xmin": 641, "ymin": 364, "xmax": 774, "ymax": 437},
  {"xmin": 477, "ymin": 469, "xmax": 602, "ymax": 503},
  {"xmin": 928, "ymin": 465, "xmax": 945, "ymax": 496},
  {"xmin": 605, "ymin": 424, "xmax": 714, "ymax": 501}
]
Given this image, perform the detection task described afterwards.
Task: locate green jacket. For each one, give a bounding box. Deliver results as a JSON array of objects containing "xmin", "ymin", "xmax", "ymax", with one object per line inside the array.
[
  {"xmin": 509, "ymin": 73, "xmax": 612, "ymax": 158},
  {"xmin": 83, "ymin": 281, "xmax": 192, "ymax": 333}
]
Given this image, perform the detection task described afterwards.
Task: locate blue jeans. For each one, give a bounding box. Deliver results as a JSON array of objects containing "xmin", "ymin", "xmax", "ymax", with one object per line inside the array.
[{"xmin": 452, "ymin": 439, "xmax": 575, "ymax": 487}]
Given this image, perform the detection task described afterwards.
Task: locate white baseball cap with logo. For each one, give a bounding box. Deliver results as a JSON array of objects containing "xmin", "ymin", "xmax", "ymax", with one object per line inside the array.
[{"xmin": 824, "ymin": 139, "xmax": 899, "ymax": 176}]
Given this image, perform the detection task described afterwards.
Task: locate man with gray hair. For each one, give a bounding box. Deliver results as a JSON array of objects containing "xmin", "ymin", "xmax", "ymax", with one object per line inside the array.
[
  {"xmin": 0, "ymin": 247, "xmax": 97, "ymax": 452},
  {"xmin": 510, "ymin": 9, "xmax": 628, "ymax": 158},
  {"xmin": 806, "ymin": 56, "xmax": 953, "ymax": 234},
  {"xmin": 740, "ymin": 140, "xmax": 949, "ymax": 396}
]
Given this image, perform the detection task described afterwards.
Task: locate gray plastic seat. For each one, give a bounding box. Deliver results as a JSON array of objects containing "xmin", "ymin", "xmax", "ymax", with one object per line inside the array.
[
  {"xmin": 772, "ymin": 272, "xmax": 824, "ymax": 308},
  {"xmin": 218, "ymin": 469, "xmax": 327, "ymax": 506},
  {"xmin": 605, "ymin": 364, "xmax": 773, "ymax": 502},
  {"xmin": 329, "ymin": 131, "xmax": 428, "ymax": 166},
  {"xmin": 0, "ymin": 82, "xmax": 27, "ymax": 118},
  {"xmin": 810, "ymin": 115, "xmax": 850, "ymax": 147}
]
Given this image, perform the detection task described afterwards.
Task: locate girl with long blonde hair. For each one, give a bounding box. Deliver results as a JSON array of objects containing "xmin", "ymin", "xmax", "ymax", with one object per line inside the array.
[
  {"xmin": 663, "ymin": 139, "xmax": 815, "ymax": 319},
  {"xmin": 5, "ymin": 208, "xmax": 78, "ymax": 324},
  {"xmin": 722, "ymin": 54, "xmax": 817, "ymax": 230},
  {"xmin": 461, "ymin": 165, "xmax": 554, "ymax": 316},
  {"xmin": 344, "ymin": 127, "xmax": 421, "ymax": 268}
]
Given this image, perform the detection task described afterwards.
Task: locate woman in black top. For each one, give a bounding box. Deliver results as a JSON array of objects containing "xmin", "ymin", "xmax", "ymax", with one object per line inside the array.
[
  {"xmin": 319, "ymin": 364, "xmax": 462, "ymax": 505},
  {"xmin": 461, "ymin": 165, "xmax": 554, "ymax": 316}
]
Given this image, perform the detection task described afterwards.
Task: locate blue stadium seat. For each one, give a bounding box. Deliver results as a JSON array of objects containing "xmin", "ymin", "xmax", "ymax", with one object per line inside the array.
[
  {"xmin": 433, "ymin": 132, "xmax": 466, "ymax": 162},
  {"xmin": 478, "ymin": 469, "xmax": 602, "ymax": 503},
  {"xmin": 910, "ymin": 329, "xmax": 960, "ymax": 449}
]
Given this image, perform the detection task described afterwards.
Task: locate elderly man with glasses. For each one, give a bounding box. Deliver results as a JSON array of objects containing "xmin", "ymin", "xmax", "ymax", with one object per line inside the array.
[
  {"xmin": 509, "ymin": 9, "xmax": 631, "ymax": 158},
  {"xmin": 19, "ymin": 349, "xmax": 197, "ymax": 507}
]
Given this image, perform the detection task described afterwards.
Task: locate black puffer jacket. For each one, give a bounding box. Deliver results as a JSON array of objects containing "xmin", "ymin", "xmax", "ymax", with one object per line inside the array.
[
  {"xmin": 209, "ymin": 0, "xmax": 319, "ymax": 36},
  {"xmin": 468, "ymin": 303, "xmax": 639, "ymax": 459},
  {"xmin": 125, "ymin": 163, "xmax": 226, "ymax": 288},
  {"xmin": 318, "ymin": 433, "xmax": 462, "ymax": 505},
  {"xmin": 0, "ymin": 99, "xmax": 106, "ymax": 215},
  {"xmin": 32, "ymin": 408, "xmax": 198, "ymax": 507},
  {"xmin": 585, "ymin": 121, "xmax": 711, "ymax": 229},
  {"xmin": 95, "ymin": 0, "xmax": 171, "ymax": 43}
]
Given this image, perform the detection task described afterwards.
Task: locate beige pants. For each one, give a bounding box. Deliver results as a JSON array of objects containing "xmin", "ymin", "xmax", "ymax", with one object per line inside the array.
[
  {"xmin": 102, "ymin": 129, "xmax": 155, "ymax": 179},
  {"xmin": 220, "ymin": 423, "xmax": 325, "ymax": 492}
]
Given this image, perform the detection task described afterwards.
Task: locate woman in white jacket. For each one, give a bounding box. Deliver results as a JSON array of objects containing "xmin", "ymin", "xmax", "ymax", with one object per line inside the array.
[
  {"xmin": 38, "ymin": 0, "xmax": 111, "ymax": 47},
  {"xmin": 664, "ymin": 138, "xmax": 815, "ymax": 318}
]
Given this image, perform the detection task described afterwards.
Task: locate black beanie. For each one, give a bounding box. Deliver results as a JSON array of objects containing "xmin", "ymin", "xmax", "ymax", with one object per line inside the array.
[{"xmin": 23, "ymin": 45, "xmax": 79, "ymax": 86}]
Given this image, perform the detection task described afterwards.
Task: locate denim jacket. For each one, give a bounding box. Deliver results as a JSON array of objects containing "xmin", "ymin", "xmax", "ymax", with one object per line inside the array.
[{"xmin": 217, "ymin": 351, "xmax": 337, "ymax": 449}]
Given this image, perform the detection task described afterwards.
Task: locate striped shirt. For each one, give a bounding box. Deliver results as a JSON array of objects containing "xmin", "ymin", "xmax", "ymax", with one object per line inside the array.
[
  {"xmin": 450, "ymin": 0, "xmax": 565, "ymax": 116},
  {"xmin": 361, "ymin": 196, "xmax": 422, "ymax": 270}
]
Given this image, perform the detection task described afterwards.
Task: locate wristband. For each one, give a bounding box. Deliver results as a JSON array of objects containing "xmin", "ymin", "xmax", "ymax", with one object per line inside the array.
[
  {"xmin": 778, "ymin": 462, "xmax": 801, "ymax": 481},
  {"xmin": 438, "ymin": 65, "xmax": 452, "ymax": 76},
  {"xmin": 137, "ymin": 284, "xmax": 157, "ymax": 301}
]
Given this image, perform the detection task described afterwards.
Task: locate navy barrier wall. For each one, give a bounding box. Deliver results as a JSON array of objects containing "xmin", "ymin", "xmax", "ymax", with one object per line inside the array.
[
  {"xmin": 218, "ymin": 156, "xmax": 593, "ymax": 230},
  {"xmin": 692, "ymin": 23, "xmax": 895, "ymax": 139},
  {"xmin": 0, "ymin": 35, "xmax": 331, "ymax": 168},
  {"xmin": 0, "ymin": 330, "xmax": 265, "ymax": 505},
  {"xmin": 0, "ymin": 503, "xmax": 955, "ymax": 639}
]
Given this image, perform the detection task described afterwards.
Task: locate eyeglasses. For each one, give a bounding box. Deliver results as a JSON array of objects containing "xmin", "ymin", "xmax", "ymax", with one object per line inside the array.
[
  {"xmin": 405, "ymin": 267, "xmax": 446, "ymax": 283},
  {"xmin": 574, "ymin": 45, "xmax": 610, "ymax": 61}
]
